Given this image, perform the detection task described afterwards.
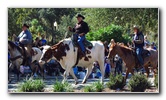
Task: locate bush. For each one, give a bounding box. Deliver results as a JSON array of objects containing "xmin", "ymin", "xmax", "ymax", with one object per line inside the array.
[
  {"xmin": 83, "ymin": 81, "xmax": 104, "ymax": 92},
  {"xmin": 18, "ymin": 79, "xmax": 45, "ymax": 92},
  {"xmin": 53, "ymin": 81, "xmax": 74, "ymax": 92},
  {"xmin": 128, "ymin": 74, "xmax": 151, "ymax": 92},
  {"xmin": 106, "ymin": 74, "xmax": 125, "ymax": 90},
  {"xmin": 83, "ymin": 85, "xmax": 95, "ymax": 92},
  {"xmin": 93, "ymin": 81, "xmax": 104, "ymax": 92},
  {"xmin": 86, "ymin": 24, "xmax": 131, "ymax": 44},
  {"xmin": 154, "ymin": 74, "xmax": 158, "ymax": 88}
]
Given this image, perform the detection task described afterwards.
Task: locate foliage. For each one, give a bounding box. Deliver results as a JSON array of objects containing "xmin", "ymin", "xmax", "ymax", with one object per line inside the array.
[
  {"xmin": 83, "ymin": 85, "xmax": 95, "ymax": 92},
  {"xmin": 18, "ymin": 79, "xmax": 45, "ymax": 92},
  {"xmin": 106, "ymin": 74, "xmax": 126, "ymax": 90},
  {"xmin": 154, "ymin": 74, "xmax": 158, "ymax": 88},
  {"xmin": 83, "ymin": 81, "xmax": 104, "ymax": 92},
  {"xmin": 53, "ymin": 81, "xmax": 74, "ymax": 92},
  {"xmin": 128, "ymin": 74, "xmax": 151, "ymax": 92},
  {"xmin": 87, "ymin": 24, "xmax": 131, "ymax": 44},
  {"xmin": 8, "ymin": 8, "xmax": 158, "ymax": 46}
]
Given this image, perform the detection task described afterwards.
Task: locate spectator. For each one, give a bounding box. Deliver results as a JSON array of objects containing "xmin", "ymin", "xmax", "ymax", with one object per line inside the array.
[
  {"xmin": 105, "ymin": 58, "xmax": 111, "ymax": 78},
  {"xmin": 108, "ymin": 39, "xmax": 115, "ymax": 48},
  {"xmin": 144, "ymin": 35, "xmax": 150, "ymax": 48},
  {"xmin": 38, "ymin": 40, "xmax": 43, "ymax": 47},
  {"xmin": 150, "ymin": 42, "xmax": 157, "ymax": 50},
  {"xmin": 114, "ymin": 54, "xmax": 123, "ymax": 75},
  {"xmin": 41, "ymin": 34, "xmax": 47, "ymax": 46},
  {"xmin": 103, "ymin": 41, "xmax": 109, "ymax": 56},
  {"xmin": 32, "ymin": 37, "xmax": 40, "ymax": 47}
]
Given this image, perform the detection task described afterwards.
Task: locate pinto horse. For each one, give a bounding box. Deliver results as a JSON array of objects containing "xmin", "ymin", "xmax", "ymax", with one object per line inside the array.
[
  {"xmin": 8, "ymin": 41, "xmax": 43, "ymax": 82},
  {"xmin": 39, "ymin": 38, "xmax": 105, "ymax": 84},
  {"xmin": 107, "ymin": 41, "xmax": 158, "ymax": 81}
]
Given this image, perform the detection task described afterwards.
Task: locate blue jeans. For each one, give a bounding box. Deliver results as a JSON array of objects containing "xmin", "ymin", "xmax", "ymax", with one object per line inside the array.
[
  {"xmin": 74, "ymin": 34, "xmax": 86, "ymax": 52},
  {"xmin": 136, "ymin": 47, "xmax": 144, "ymax": 66}
]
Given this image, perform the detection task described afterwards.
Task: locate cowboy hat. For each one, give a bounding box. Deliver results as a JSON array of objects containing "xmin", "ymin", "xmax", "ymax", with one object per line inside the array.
[
  {"xmin": 76, "ymin": 14, "xmax": 85, "ymax": 19},
  {"xmin": 22, "ymin": 23, "xmax": 29, "ymax": 28}
]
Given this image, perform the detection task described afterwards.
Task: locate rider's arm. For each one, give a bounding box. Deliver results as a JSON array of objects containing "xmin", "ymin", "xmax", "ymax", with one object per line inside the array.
[{"xmin": 134, "ymin": 35, "xmax": 144, "ymax": 44}]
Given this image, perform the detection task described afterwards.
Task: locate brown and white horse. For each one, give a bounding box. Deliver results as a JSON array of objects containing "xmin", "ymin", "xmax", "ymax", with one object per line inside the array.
[
  {"xmin": 8, "ymin": 41, "xmax": 43, "ymax": 82},
  {"xmin": 39, "ymin": 38, "xmax": 105, "ymax": 84},
  {"xmin": 107, "ymin": 41, "xmax": 158, "ymax": 81}
]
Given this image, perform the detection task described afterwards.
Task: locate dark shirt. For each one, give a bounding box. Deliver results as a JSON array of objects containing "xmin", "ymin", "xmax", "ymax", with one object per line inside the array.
[
  {"xmin": 41, "ymin": 39, "xmax": 47, "ymax": 45},
  {"xmin": 133, "ymin": 32, "xmax": 144, "ymax": 48},
  {"xmin": 72, "ymin": 21, "xmax": 89, "ymax": 34}
]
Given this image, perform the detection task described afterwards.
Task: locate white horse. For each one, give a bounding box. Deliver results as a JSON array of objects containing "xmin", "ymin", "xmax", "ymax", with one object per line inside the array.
[
  {"xmin": 39, "ymin": 38, "xmax": 105, "ymax": 84},
  {"xmin": 8, "ymin": 41, "xmax": 42, "ymax": 81}
]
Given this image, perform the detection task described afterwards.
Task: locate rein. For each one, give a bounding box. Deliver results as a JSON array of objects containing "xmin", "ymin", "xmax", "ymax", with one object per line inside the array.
[{"xmin": 10, "ymin": 55, "xmax": 23, "ymax": 61}]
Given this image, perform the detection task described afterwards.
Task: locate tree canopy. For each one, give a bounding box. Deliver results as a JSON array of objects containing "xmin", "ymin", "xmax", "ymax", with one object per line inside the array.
[{"xmin": 8, "ymin": 8, "xmax": 158, "ymax": 46}]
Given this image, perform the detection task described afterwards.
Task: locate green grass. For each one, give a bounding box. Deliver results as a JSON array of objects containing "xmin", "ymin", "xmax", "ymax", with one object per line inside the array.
[
  {"xmin": 83, "ymin": 81, "xmax": 104, "ymax": 92},
  {"xmin": 18, "ymin": 79, "xmax": 45, "ymax": 92},
  {"xmin": 53, "ymin": 81, "xmax": 74, "ymax": 92}
]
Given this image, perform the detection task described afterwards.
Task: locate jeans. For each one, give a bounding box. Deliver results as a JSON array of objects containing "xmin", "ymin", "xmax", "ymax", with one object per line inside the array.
[
  {"xmin": 74, "ymin": 34, "xmax": 86, "ymax": 52},
  {"xmin": 136, "ymin": 47, "xmax": 144, "ymax": 66}
]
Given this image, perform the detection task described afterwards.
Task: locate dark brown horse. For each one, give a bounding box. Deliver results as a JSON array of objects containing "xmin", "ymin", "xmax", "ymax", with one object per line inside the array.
[{"xmin": 107, "ymin": 41, "xmax": 158, "ymax": 81}]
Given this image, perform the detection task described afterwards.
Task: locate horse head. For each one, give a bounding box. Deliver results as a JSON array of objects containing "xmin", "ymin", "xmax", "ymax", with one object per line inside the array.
[{"xmin": 39, "ymin": 39, "xmax": 70, "ymax": 64}]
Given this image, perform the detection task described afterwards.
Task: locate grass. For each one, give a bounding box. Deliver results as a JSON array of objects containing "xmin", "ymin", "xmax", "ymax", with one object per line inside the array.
[
  {"xmin": 53, "ymin": 80, "xmax": 74, "ymax": 92},
  {"xmin": 18, "ymin": 79, "xmax": 45, "ymax": 92},
  {"xmin": 83, "ymin": 81, "xmax": 104, "ymax": 92}
]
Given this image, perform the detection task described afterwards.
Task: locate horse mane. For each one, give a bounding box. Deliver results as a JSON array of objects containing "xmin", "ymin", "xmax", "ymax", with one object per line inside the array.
[
  {"xmin": 116, "ymin": 44, "xmax": 133, "ymax": 56},
  {"xmin": 8, "ymin": 41, "xmax": 22, "ymax": 53}
]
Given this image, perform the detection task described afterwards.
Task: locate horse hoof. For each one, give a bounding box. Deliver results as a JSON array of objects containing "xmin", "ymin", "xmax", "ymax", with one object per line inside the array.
[
  {"xmin": 75, "ymin": 81, "xmax": 79, "ymax": 85},
  {"xmin": 82, "ymin": 80, "xmax": 87, "ymax": 84}
]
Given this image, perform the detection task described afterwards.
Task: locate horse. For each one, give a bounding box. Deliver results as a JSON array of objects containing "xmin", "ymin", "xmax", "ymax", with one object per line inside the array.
[
  {"xmin": 8, "ymin": 41, "xmax": 43, "ymax": 82},
  {"xmin": 107, "ymin": 41, "xmax": 158, "ymax": 81},
  {"xmin": 39, "ymin": 38, "xmax": 105, "ymax": 84}
]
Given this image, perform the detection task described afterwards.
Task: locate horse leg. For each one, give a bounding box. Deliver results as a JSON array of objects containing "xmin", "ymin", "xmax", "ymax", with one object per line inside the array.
[
  {"xmin": 125, "ymin": 68, "xmax": 129, "ymax": 82},
  {"xmin": 98, "ymin": 59, "xmax": 105, "ymax": 83},
  {"xmin": 62, "ymin": 66, "xmax": 70, "ymax": 83},
  {"xmin": 69, "ymin": 69, "xmax": 78, "ymax": 85},
  {"xmin": 82, "ymin": 65, "xmax": 92, "ymax": 84},
  {"xmin": 144, "ymin": 65, "xmax": 150, "ymax": 78}
]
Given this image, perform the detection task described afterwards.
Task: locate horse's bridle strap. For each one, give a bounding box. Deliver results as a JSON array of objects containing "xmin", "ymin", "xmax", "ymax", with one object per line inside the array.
[{"xmin": 10, "ymin": 55, "xmax": 23, "ymax": 61}]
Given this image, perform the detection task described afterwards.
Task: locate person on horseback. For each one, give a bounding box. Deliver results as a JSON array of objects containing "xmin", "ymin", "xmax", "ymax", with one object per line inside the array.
[
  {"xmin": 132, "ymin": 25, "xmax": 145, "ymax": 71},
  {"xmin": 68, "ymin": 14, "xmax": 90, "ymax": 56},
  {"xmin": 17, "ymin": 24, "xmax": 32, "ymax": 66}
]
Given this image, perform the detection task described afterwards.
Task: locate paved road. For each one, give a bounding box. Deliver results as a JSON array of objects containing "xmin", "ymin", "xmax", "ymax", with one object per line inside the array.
[{"xmin": 8, "ymin": 73, "xmax": 155, "ymax": 93}]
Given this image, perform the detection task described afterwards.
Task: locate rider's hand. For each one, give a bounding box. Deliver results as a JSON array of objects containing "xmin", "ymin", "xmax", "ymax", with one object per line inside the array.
[{"xmin": 79, "ymin": 33, "xmax": 84, "ymax": 36}]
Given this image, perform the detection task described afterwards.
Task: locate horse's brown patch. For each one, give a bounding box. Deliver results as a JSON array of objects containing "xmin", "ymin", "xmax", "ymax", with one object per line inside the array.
[
  {"xmin": 42, "ymin": 42, "xmax": 70, "ymax": 62},
  {"xmin": 88, "ymin": 56, "xmax": 91, "ymax": 58},
  {"xmin": 84, "ymin": 56, "xmax": 89, "ymax": 61}
]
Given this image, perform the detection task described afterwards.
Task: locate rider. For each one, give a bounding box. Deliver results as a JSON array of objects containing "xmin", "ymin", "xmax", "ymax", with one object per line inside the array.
[
  {"xmin": 17, "ymin": 24, "xmax": 32, "ymax": 66},
  {"xmin": 132, "ymin": 25, "xmax": 145, "ymax": 71},
  {"xmin": 68, "ymin": 14, "xmax": 90, "ymax": 56}
]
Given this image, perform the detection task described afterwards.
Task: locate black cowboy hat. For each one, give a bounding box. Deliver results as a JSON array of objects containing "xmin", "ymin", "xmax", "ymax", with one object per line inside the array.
[
  {"xmin": 22, "ymin": 23, "xmax": 29, "ymax": 28},
  {"xmin": 76, "ymin": 14, "xmax": 85, "ymax": 19}
]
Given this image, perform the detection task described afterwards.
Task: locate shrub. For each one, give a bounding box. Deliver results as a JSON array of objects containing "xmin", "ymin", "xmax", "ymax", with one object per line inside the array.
[
  {"xmin": 18, "ymin": 79, "xmax": 45, "ymax": 92},
  {"xmin": 106, "ymin": 74, "xmax": 125, "ymax": 90},
  {"xmin": 128, "ymin": 74, "xmax": 151, "ymax": 92},
  {"xmin": 86, "ymin": 24, "xmax": 131, "ymax": 44},
  {"xmin": 93, "ymin": 81, "xmax": 104, "ymax": 92},
  {"xmin": 154, "ymin": 74, "xmax": 158, "ymax": 88},
  {"xmin": 83, "ymin": 85, "xmax": 95, "ymax": 92},
  {"xmin": 53, "ymin": 81, "xmax": 74, "ymax": 92},
  {"xmin": 83, "ymin": 81, "xmax": 104, "ymax": 92}
]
